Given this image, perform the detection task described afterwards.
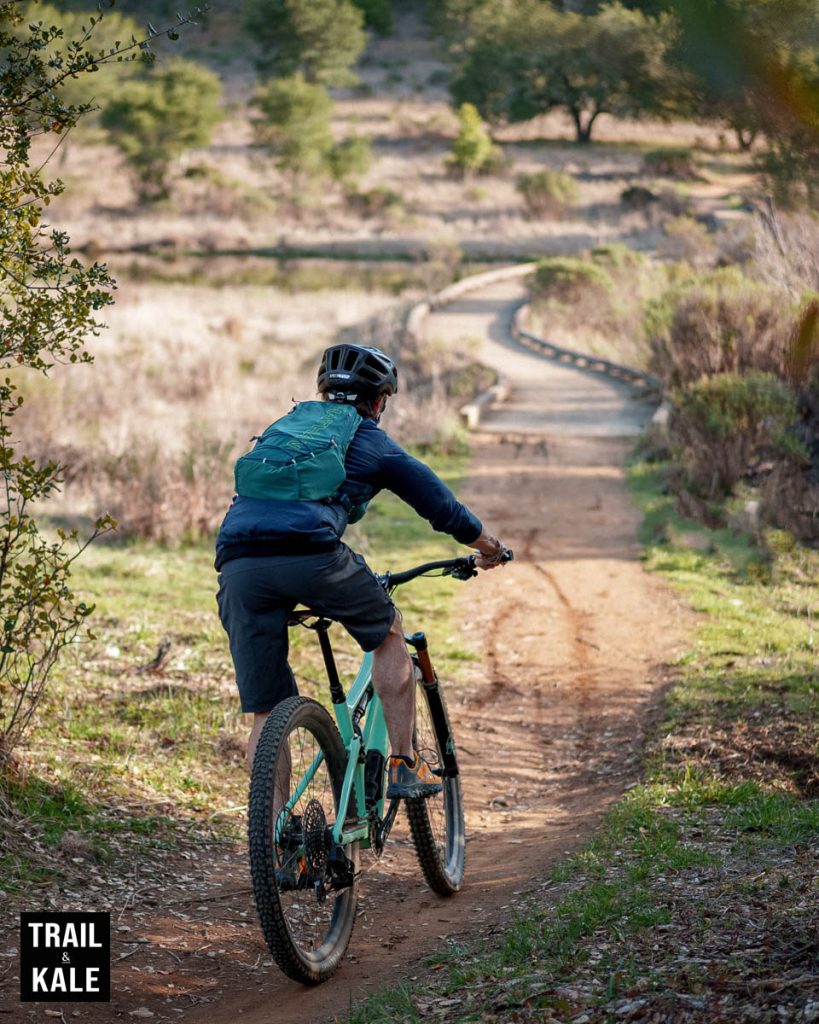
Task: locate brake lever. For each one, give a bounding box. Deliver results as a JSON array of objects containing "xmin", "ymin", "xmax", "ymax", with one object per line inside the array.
[{"xmin": 445, "ymin": 556, "xmax": 479, "ymax": 581}]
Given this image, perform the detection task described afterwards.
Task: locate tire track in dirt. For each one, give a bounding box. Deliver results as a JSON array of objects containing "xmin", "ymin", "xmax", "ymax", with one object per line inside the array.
[{"xmin": 4, "ymin": 278, "xmax": 687, "ymax": 1024}]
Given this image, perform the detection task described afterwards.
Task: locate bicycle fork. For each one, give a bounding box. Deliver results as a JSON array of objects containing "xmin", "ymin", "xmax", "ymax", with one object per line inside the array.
[{"xmin": 405, "ymin": 631, "xmax": 459, "ymax": 778}]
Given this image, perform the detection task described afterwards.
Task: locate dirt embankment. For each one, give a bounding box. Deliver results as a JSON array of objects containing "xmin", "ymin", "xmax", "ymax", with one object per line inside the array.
[{"xmin": 3, "ymin": 281, "xmax": 686, "ymax": 1024}]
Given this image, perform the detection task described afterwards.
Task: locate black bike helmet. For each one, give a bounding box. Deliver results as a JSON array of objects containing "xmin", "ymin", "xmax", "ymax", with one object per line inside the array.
[{"xmin": 317, "ymin": 344, "xmax": 398, "ymax": 402}]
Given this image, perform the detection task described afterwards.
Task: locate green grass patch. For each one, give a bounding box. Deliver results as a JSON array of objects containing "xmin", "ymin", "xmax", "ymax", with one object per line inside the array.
[{"xmin": 0, "ymin": 452, "xmax": 477, "ymax": 894}]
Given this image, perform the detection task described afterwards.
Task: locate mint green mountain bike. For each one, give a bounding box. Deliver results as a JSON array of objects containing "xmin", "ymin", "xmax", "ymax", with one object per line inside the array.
[{"xmin": 247, "ymin": 552, "xmax": 512, "ymax": 985}]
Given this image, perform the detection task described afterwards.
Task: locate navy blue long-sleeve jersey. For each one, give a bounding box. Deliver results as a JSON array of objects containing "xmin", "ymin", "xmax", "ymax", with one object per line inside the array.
[{"xmin": 215, "ymin": 417, "xmax": 483, "ymax": 570}]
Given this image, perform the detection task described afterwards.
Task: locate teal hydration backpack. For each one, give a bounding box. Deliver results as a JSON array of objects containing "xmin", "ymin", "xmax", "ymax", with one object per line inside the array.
[{"xmin": 234, "ymin": 401, "xmax": 363, "ymax": 503}]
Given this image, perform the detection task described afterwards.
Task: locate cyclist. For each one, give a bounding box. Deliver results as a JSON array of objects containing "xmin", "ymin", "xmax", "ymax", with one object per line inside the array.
[{"xmin": 215, "ymin": 343, "xmax": 508, "ymax": 799}]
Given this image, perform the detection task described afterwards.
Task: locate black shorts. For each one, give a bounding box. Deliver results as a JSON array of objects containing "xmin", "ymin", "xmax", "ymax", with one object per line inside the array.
[{"xmin": 216, "ymin": 545, "xmax": 395, "ymax": 713}]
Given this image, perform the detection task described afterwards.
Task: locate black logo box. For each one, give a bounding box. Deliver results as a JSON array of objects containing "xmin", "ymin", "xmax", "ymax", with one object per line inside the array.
[{"xmin": 20, "ymin": 912, "xmax": 110, "ymax": 1003}]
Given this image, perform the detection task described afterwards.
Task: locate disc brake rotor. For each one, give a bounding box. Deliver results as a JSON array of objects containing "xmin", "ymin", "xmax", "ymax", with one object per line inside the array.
[{"xmin": 302, "ymin": 798, "xmax": 330, "ymax": 876}]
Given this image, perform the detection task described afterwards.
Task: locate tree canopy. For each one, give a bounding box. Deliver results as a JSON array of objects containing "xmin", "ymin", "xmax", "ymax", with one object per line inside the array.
[
  {"xmin": 11, "ymin": 2, "xmax": 143, "ymax": 112},
  {"xmin": 0, "ymin": 1, "xmax": 194, "ymax": 758},
  {"xmin": 668, "ymin": 0, "xmax": 819, "ymax": 201},
  {"xmin": 242, "ymin": 0, "xmax": 367, "ymax": 85},
  {"xmin": 450, "ymin": 2, "xmax": 674, "ymax": 142}
]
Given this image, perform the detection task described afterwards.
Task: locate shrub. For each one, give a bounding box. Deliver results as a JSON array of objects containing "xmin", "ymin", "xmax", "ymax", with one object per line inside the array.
[
  {"xmin": 328, "ymin": 134, "xmax": 373, "ymax": 185},
  {"xmin": 94, "ymin": 426, "xmax": 234, "ymax": 542},
  {"xmin": 756, "ymin": 139, "xmax": 819, "ymax": 211},
  {"xmin": 621, "ymin": 185, "xmax": 657, "ymax": 210},
  {"xmin": 352, "ymin": 0, "xmax": 393, "ymax": 33},
  {"xmin": 242, "ymin": 0, "xmax": 366, "ymax": 85},
  {"xmin": 345, "ymin": 185, "xmax": 403, "ymax": 218},
  {"xmin": 532, "ymin": 257, "xmax": 615, "ymax": 305},
  {"xmin": 656, "ymin": 186, "xmax": 695, "ymax": 217},
  {"xmin": 590, "ymin": 243, "xmax": 645, "ymax": 270},
  {"xmin": 448, "ymin": 103, "xmax": 499, "ymax": 177},
  {"xmin": 670, "ymin": 371, "xmax": 800, "ymax": 498},
  {"xmin": 761, "ymin": 450, "xmax": 819, "ymax": 542},
  {"xmin": 658, "ymin": 215, "xmax": 715, "ymax": 266},
  {"xmin": 516, "ymin": 170, "xmax": 578, "ymax": 218},
  {"xmin": 253, "ymin": 73, "xmax": 334, "ymax": 185},
  {"xmin": 648, "ymin": 271, "xmax": 792, "ymax": 387},
  {"xmin": 643, "ymin": 146, "xmax": 697, "ymax": 178},
  {"xmin": 101, "ymin": 58, "xmax": 223, "ymax": 201}
]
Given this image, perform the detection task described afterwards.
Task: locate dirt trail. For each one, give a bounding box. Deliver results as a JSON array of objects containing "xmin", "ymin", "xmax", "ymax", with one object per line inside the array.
[{"xmin": 5, "ymin": 281, "xmax": 685, "ymax": 1024}]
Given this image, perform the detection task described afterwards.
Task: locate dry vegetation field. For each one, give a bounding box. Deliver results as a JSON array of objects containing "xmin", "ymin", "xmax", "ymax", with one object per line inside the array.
[{"xmin": 21, "ymin": 3, "xmax": 773, "ymax": 546}]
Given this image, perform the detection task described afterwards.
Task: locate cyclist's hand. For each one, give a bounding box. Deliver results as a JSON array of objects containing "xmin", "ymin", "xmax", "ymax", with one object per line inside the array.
[{"xmin": 473, "ymin": 529, "xmax": 507, "ymax": 571}]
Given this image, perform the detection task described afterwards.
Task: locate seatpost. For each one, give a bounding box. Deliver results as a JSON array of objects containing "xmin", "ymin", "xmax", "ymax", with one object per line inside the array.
[{"xmin": 316, "ymin": 620, "xmax": 346, "ymax": 704}]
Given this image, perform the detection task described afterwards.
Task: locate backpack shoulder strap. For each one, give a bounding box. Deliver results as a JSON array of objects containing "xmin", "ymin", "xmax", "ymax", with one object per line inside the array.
[{"xmin": 329, "ymin": 403, "xmax": 363, "ymax": 451}]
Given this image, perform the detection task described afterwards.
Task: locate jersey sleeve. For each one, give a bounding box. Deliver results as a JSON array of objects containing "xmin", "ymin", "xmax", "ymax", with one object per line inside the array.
[{"xmin": 376, "ymin": 433, "xmax": 483, "ymax": 545}]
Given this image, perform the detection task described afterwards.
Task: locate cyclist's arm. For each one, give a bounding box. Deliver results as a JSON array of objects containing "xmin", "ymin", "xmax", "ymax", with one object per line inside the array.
[{"xmin": 377, "ymin": 435, "xmax": 482, "ymax": 545}]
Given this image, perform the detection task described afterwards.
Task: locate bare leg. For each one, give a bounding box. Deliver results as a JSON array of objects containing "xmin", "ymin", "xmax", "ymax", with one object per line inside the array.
[
  {"xmin": 247, "ymin": 711, "xmax": 270, "ymax": 771},
  {"xmin": 248, "ymin": 711, "xmax": 291, "ymax": 820},
  {"xmin": 371, "ymin": 610, "xmax": 414, "ymax": 759}
]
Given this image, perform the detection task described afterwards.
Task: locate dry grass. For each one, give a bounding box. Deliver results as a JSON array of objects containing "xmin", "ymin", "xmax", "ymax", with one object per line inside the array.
[{"xmin": 15, "ymin": 280, "xmax": 402, "ymax": 538}]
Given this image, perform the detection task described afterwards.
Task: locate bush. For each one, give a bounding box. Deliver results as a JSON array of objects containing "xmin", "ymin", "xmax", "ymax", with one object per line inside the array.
[
  {"xmin": 648, "ymin": 271, "xmax": 792, "ymax": 387},
  {"xmin": 328, "ymin": 134, "xmax": 373, "ymax": 185},
  {"xmin": 242, "ymin": 0, "xmax": 366, "ymax": 85},
  {"xmin": 253, "ymin": 73, "xmax": 334, "ymax": 184},
  {"xmin": 670, "ymin": 371, "xmax": 800, "ymax": 498},
  {"xmin": 516, "ymin": 170, "xmax": 578, "ymax": 218},
  {"xmin": 353, "ymin": 0, "xmax": 393, "ymax": 33},
  {"xmin": 448, "ymin": 102, "xmax": 499, "ymax": 177},
  {"xmin": 658, "ymin": 215, "xmax": 715, "ymax": 266},
  {"xmin": 621, "ymin": 185, "xmax": 658, "ymax": 210},
  {"xmin": 761, "ymin": 454, "xmax": 819, "ymax": 542},
  {"xmin": 590, "ymin": 243, "xmax": 645, "ymax": 270},
  {"xmin": 532, "ymin": 257, "xmax": 615, "ymax": 305},
  {"xmin": 345, "ymin": 185, "xmax": 403, "ymax": 218},
  {"xmin": 643, "ymin": 146, "xmax": 697, "ymax": 178},
  {"xmin": 101, "ymin": 58, "xmax": 223, "ymax": 201},
  {"xmin": 94, "ymin": 426, "xmax": 234, "ymax": 542}
]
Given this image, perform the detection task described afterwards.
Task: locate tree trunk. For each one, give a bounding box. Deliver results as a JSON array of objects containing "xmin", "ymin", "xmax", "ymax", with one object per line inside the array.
[
  {"xmin": 735, "ymin": 126, "xmax": 758, "ymax": 152},
  {"xmin": 570, "ymin": 106, "xmax": 601, "ymax": 144}
]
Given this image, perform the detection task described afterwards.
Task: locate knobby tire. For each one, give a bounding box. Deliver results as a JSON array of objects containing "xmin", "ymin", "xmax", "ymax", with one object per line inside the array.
[
  {"xmin": 406, "ymin": 672, "xmax": 465, "ymax": 895},
  {"xmin": 248, "ymin": 696, "xmax": 357, "ymax": 985}
]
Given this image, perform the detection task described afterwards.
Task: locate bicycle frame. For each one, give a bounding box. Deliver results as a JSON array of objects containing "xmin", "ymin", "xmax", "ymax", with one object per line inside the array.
[
  {"xmin": 278, "ymin": 614, "xmax": 440, "ymax": 853},
  {"xmin": 277, "ymin": 615, "xmax": 394, "ymax": 852},
  {"xmin": 276, "ymin": 553, "xmax": 508, "ymax": 855}
]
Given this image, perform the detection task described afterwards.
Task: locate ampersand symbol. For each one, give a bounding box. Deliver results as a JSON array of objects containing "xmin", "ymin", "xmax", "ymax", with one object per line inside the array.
[{"xmin": 61, "ymin": 952, "xmax": 70, "ymax": 963}]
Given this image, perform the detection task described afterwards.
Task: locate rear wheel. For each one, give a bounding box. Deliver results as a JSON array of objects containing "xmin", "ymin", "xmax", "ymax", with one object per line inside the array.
[
  {"xmin": 248, "ymin": 696, "xmax": 358, "ymax": 985},
  {"xmin": 406, "ymin": 668, "xmax": 465, "ymax": 895}
]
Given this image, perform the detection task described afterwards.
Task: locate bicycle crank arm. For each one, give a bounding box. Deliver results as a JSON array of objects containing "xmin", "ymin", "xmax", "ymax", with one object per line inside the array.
[{"xmin": 374, "ymin": 798, "xmax": 401, "ymax": 854}]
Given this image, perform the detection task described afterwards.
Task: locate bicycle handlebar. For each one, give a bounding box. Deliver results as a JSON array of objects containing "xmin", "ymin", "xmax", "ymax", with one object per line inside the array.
[
  {"xmin": 288, "ymin": 551, "xmax": 514, "ymax": 627},
  {"xmin": 380, "ymin": 549, "xmax": 514, "ymax": 590}
]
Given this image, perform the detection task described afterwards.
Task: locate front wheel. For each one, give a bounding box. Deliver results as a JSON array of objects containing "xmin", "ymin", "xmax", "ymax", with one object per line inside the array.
[
  {"xmin": 406, "ymin": 667, "xmax": 465, "ymax": 895},
  {"xmin": 248, "ymin": 696, "xmax": 358, "ymax": 985}
]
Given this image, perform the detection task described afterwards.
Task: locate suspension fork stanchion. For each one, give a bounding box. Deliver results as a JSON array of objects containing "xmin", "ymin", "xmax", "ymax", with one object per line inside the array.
[
  {"xmin": 405, "ymin": 630, "xmax": 459, "ymax": 777},
  {"xmin": 405, "ymin": 630, "xmax": 435, "ymax": 683}
]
